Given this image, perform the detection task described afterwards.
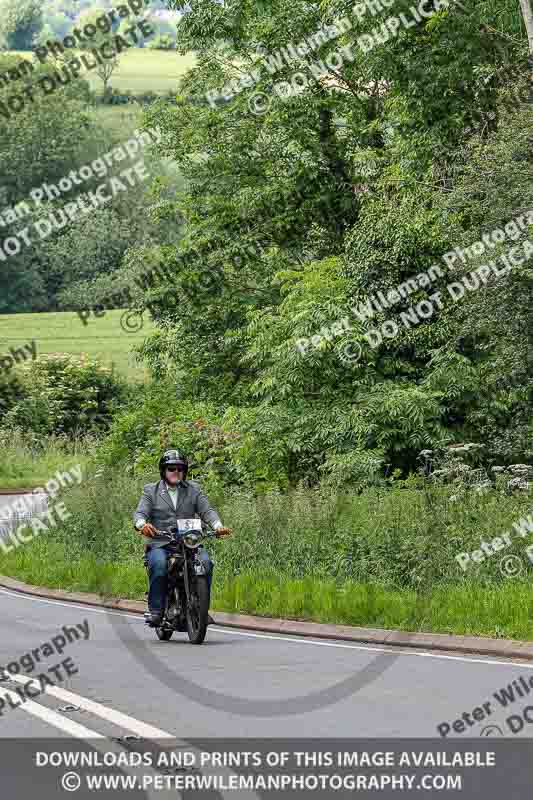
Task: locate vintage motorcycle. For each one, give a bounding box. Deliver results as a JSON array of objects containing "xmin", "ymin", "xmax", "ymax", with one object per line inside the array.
[{"xmin": 144, "ymin": 519, "xmax": 226, "ymax": 645}]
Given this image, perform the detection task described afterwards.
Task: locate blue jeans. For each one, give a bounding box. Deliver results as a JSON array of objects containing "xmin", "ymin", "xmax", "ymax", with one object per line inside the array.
[{"xmin": 146, "ymin": 546, "xmax": 213, "ymax": 613}]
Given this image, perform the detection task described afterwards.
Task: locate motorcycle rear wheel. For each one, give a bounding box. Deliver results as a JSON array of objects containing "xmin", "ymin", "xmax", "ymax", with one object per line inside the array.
[{"xmin": 186, "ymin": 576, "xmax": 209, "ymax": 644}]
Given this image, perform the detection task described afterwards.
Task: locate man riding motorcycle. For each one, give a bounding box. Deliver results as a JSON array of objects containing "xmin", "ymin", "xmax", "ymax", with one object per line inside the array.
[{"xmin": 133, "ymin": 449, "xmax": 232, "ymax": 627}]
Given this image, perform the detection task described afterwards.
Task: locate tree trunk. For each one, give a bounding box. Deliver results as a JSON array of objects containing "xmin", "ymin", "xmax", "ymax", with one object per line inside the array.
[{"xmin": 519, "ymin": 0, "xmax": 533, "ymax": 55}]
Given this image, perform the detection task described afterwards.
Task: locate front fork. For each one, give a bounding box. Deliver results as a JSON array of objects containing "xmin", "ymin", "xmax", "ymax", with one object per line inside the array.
[
  {"xmin": 182, "ymin": 550, "xmax": 191, "ymax": 608},
  {"xmin": 184, "ymin": 547, "xmax": 208, "ymax": 610}
]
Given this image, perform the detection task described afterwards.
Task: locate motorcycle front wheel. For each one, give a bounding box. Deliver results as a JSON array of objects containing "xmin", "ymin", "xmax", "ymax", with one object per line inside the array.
[{"xmin": 186, "ymin": 576, "xmax": 209, "ymax": 644}]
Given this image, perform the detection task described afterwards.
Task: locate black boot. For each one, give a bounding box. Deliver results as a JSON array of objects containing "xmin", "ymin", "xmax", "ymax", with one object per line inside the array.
[{"xmin": 144, "ymin": 610, "xmax": 163, "ymax": 627}]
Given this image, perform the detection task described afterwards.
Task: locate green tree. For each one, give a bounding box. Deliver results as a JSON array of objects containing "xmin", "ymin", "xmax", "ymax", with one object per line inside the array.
[
  {"xmin": 0, "ymin": 55, "xmax": 95, "ymax": 311},
  {"xmin": 132, "ymin": 0, "xmax": 531, "ymax": 481},
  {"xmin": 0, "ymin": 0, "xmax": 43, "ymax": 50},
  {"xmin": 77, "ymin": 8, "xmax": 120, "ymax": 93},
  {"xmin": 427, "ymin": 104, "xmax": 533, "ymax": 464}
]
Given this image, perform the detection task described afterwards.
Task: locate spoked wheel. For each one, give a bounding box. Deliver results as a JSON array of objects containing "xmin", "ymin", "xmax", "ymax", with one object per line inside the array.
[{"xmin": 186, "ymin": 577, "xmax": 209, "ymax": 644}]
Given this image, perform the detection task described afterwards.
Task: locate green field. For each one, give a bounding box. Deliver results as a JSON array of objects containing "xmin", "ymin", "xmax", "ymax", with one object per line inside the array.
[
  {"xmin": 11, "ymin": 49, "xmax": 196, "ymax": 94},
  {"xmin": 0, "ymin": 310, "xmax": 155, "ymax": 381},
  {"xmin": 91, "ymin": 49, "xmax": 197, "ymax": 93}
]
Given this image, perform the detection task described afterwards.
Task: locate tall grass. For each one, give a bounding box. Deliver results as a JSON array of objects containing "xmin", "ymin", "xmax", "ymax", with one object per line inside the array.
[
  {"xmin": 0, "ymin": 461, "xmax": 531, "ymax": 638},
  {"xmin": 2, "ymin": 539, "xmax": 533, "ymax": 639},
  {"xmin": 0, "ymin": 429, "xmax": 96, "ymax": 490},
  {"xmin": 6, "ymin": 466, "xmax": 531, "ymax": 590}
]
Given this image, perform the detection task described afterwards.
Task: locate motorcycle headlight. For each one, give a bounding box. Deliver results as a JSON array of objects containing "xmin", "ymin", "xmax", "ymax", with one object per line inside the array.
[{"xmin": 184, "ymin": 532, "xmax": 202, "ymax": 548}]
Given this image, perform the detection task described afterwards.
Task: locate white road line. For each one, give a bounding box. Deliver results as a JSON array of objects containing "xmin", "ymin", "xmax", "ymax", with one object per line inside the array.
[
  {"xmin": 0, "ymin": 586, "xmax": 532, "ymax": 670},
  {"xmin": 0, "ymin": 686, "xmax": 179, "ymax": 800},
  {"xmin": 0, "ymin": 686, "xmax": 104, "ymax": 738},
  {"xmin": 7, "ymin": 674, "xmax": 175, "ymax": 739},
  {"xmin": 5, "ymin": 673, "xmax": 256, "ymax": 800}
]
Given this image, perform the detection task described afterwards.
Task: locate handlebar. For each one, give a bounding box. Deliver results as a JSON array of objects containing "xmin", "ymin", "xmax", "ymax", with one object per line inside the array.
[
  {"xmin": 139, "ymin": 524, "xmax": 232, "ymax": 546},
  {"xmin": 152, "ymin": 528, "xmax": 223, "ymax": 539}
]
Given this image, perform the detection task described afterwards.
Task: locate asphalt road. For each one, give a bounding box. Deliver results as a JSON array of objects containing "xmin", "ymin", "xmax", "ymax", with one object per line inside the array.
[
  {"xmin": 3, "ymin": 586, "xmax": 533, "ymax": 799},
  {"xmin": 1, "ymin": 586, "xmax": 533, "ymax": 741},
  {"xmin": 0, "ymin": 493, "xmax": 47, "ymax": 512},
  {"xmin": 0, "ymin": 493, "xmax": 47, "ymax": 541}
]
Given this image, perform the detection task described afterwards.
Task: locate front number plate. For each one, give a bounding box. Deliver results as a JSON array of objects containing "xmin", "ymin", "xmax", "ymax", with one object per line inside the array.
[{"xmin": 177, "ymin": 519, "xmax": 202, "ymax": 534}]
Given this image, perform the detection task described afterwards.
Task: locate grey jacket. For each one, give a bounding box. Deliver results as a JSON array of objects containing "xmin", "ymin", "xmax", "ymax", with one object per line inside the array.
[{"xmin": 133, "ymin": 480, "xmax": 222, "ymax": 549}]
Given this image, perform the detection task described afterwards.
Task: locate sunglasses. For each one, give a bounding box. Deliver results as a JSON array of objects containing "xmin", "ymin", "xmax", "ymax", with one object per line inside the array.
[{"xmin": 166, "ymin": 465, "xmax": 184, "ymax": 473}]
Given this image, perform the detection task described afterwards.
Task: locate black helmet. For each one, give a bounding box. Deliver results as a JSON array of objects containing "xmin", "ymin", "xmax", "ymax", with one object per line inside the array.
[{"xmin": 159, "ymin": 449, "xmax": 189, "ymax": 480}]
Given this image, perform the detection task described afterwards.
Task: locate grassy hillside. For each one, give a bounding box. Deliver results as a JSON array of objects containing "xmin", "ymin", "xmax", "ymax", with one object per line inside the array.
[
  {"xmin": 10, "ymin": 49, "xmax": 196, "ymax": 94},
  {"xmin": 0, "ymin": 310, "xmax": 154, "ymax": 381},
  {"xmin": 91, "ymin": 49, "xmax": 197, "ymax": 93}
]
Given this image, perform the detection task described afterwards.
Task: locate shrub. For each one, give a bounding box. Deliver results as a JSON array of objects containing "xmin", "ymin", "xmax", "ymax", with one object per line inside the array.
[
  {"xmin": 1, "ymin": 354, "xmax": 126, "ymax": 438},
  {"xmin": 147, "ymin": 34, "xmax": 175, "ymax": 50},
  {"xmin": 0, "ymin": 368, "xmax": 25, "ymax": 426},
  {"xmin": 97, "ymin": 377, "xmax": 291, "ymax": 491}
]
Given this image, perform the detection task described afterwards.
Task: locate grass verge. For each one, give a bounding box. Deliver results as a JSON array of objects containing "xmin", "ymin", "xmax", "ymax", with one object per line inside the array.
[
  {"xmin": 1, "ymin": 452, "xmax": 531, "ymax": 640},
  {"xmin": 0, "ymin": 431, "xmax": 95, "ymax": 490},
  {"xmin": 1, "ymin": 539, "xmax": 533, "ymax": 641}
]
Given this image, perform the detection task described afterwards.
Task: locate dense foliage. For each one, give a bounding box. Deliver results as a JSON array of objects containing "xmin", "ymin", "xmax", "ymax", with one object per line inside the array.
[
  {"xmin": 0, "ymin": 355, "xmax": 126, "ymax": 436},
  {"xmin": 106, "ymin": 0, "xmax": 533, "ymax": 485},
  {"xmin": 1, "ymin": 0, "xmax": 532, "ymax": 487},
  {"xmin": 0, "ymin": 54, "xmax": 183, "ymax": 313},
  {"xmin": 14, "ymin": 457, "xmax": 533, "ymax": 593},
  {"xmin": 1, "ymin": 2, "xmax": 533, "ymax": 639}
]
